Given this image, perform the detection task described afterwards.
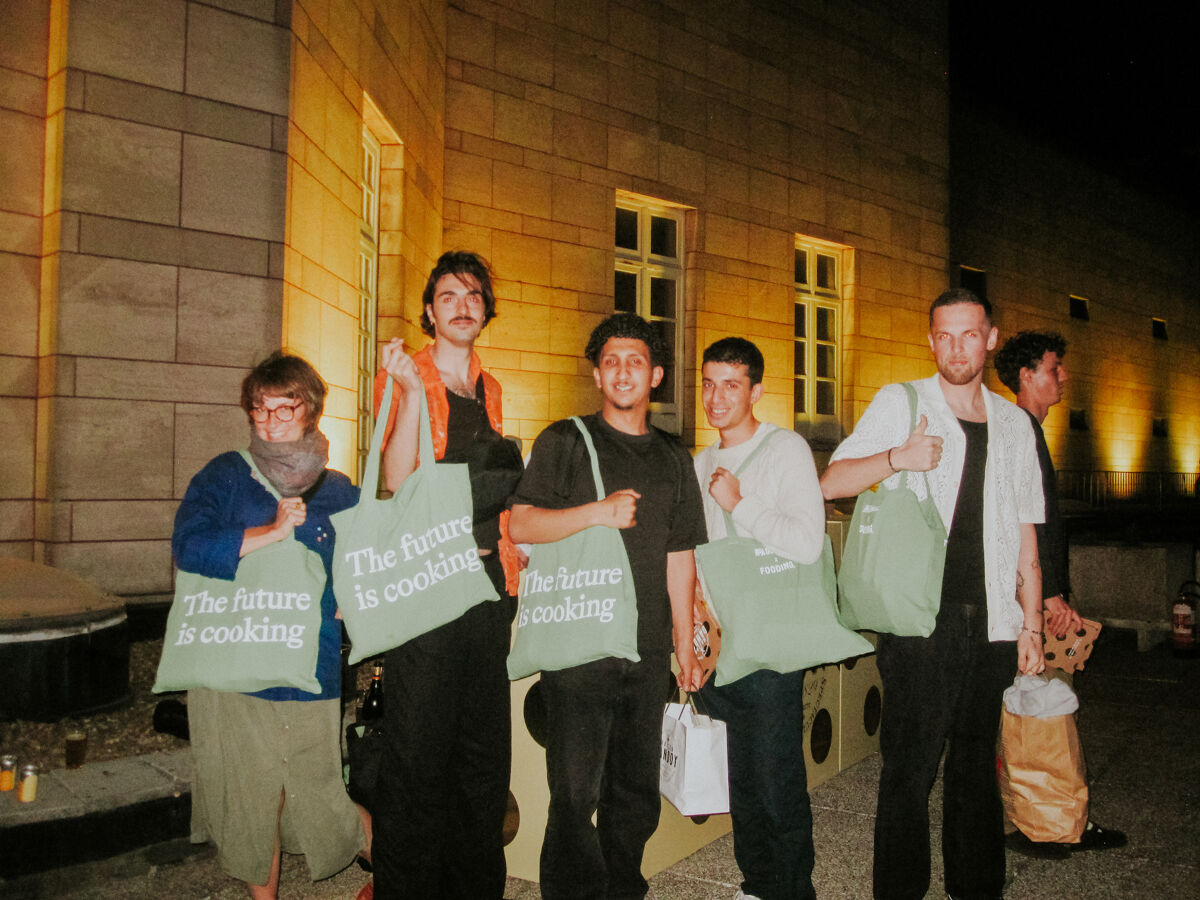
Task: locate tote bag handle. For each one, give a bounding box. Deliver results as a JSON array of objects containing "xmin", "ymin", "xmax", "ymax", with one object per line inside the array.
[
  {"xmin": 569, "ymin": 416, "xmax": 607, "ymax": 503},
  {"xmin": 718, "ymin": 426, "xmax": 781, "ymax": 539},
  {"xmin": 239, "ymin": 449, "xmax": 285, "ymax": 502},
  {"xmin": 359, "ymin": 374, "xmax": 436, "ymax": 502},
  {"xmin": 900, "ymin": 382, "xmax": 937, "ymax": 502}
]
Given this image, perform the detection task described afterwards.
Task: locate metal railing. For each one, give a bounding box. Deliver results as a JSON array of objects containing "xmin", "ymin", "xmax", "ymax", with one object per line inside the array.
[{"xmin": 1057, "ymin": 470, "xmax": 1199, "ymax": 509}]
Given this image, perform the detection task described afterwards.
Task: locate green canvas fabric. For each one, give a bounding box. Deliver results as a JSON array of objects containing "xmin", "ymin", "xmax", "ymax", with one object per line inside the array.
[
  {"xmin": 154, "ymin": 453, "xmax": 325, "ymax": 694},
  {"xmin": 836, "ymin": 382, "xmax": 947, "ymax": 636},
  {"xmin": 331, "ymin": 376, "xmax": 498, "ymax": 665},
  {"xmin": 693, "ymin": 429, "xmax": 872, "ymax": 686},
  {"xmin": 507, "ymin": 417, "xmax": 639, "ymax": 680}
]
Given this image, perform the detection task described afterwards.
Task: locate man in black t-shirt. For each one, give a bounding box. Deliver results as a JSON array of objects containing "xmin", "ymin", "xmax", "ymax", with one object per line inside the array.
[
  {"xmin": 995, "ymin": 330, "xmax": 1127, "ymax": 855},
  {"xmin": 509, "ymin": 313, "xmax": 706, "ymax": 900}
]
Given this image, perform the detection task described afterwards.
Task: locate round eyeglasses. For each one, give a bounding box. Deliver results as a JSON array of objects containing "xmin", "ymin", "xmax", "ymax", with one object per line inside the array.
[{"xmin": 250, "ymin": 401, "xmax": 303, "ymax": 423}]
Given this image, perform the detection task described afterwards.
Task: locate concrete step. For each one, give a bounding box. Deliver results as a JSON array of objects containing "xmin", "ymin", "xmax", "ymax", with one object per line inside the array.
[{"xmin": 0, "ymin": 749, "xmax": 192, "ymax": 878}]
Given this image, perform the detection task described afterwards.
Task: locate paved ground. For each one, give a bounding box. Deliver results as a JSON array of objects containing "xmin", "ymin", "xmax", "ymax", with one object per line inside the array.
[{"xmin": 2, "ymin": 628, "xmax": 1196, "ymax": 899}]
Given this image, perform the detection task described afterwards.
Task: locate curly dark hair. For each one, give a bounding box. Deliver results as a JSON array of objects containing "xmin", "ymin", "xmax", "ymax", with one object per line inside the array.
[
  {"xmin": 994, "ymin": 330, "xmax": 1067, "ymax": 395},
  {"xmin": 929, "ymin": 287, "xmax": 992, "ymax": 326},
  {"xmin": 240, "ymin": 351, "xmax": 326, "ymax": 431},
  {"xmin": 584, "ymin": 314, "xmax": 668, "ymax": 368},
  {"xmin": 419, "ymin": 250, "xmax": 498, "ymax": 337}
]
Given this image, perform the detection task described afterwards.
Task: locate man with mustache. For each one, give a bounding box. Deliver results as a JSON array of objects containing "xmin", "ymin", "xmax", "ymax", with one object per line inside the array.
[
  {"xmin": 821, "ymin": 289, "xmax": 1046, "ymax": 900},
  {"xmin": 368, "ymin": 251, "xmax": 525, "ymax": 899}
]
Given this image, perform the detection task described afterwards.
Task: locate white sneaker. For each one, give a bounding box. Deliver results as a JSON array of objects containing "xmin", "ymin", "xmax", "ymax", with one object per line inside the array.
[{"xmin": 734, "ymin": 891, "xmax": 763, "ymax": 900}]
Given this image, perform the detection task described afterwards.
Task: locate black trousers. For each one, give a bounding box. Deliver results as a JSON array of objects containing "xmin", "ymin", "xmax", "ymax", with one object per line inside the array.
[
  {"xmin": 538, "ymin": 653, "xmax": 671, "ymax": 900},
  {"xmin": 873, "ymin": 603, "xmax": 1017, "ymax": 900},
  {"xmin": 699, "ymin": 668, "xmax": 816, "ymax": 900},
  {"xmin": 372, "ymin": 555, "xmax": 514, "ymax": 900}
]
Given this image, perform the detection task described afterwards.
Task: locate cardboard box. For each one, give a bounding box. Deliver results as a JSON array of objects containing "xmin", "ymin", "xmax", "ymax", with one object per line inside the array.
[
  {"xmin": 504, "ymin": 671, "xmax": 731, "ymax": 883},
  {"xmin": 838, "ymin": 638, "xmax": 883, "ymax": 771},
  {"xmin": 802, "ymin": 662, "xmax": 842, "ymax": 788}
]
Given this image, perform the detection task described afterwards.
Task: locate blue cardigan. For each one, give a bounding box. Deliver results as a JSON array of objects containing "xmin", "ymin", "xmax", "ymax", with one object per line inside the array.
[{"xmin": 172, "ymin": 452, "xmax": 359, "ymax": 701}]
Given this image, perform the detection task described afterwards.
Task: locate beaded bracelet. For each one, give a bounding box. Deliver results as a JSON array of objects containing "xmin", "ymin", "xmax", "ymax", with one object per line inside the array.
[{"xmin": 1021, "ymin": 626, "xmax": 1044, "ymax": 637}]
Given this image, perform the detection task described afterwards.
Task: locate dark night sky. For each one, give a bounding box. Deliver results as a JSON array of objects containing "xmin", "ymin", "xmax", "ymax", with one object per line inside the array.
[{"xmin": 949, "ymin": 5, "xmax": 1200, "ymax": 212}]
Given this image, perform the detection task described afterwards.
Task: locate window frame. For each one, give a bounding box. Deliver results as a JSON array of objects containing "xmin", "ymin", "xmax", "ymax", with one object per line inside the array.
[
  {"xmin": 793, "ymin": 239, "xmax": 844, "ymax": 446},
  {"xmin": 613, "ymin": 192, "xmax": 686, "ymax": 434},
  {"xmin": 357, "ymin": 126, "xmax": 382, "ymax": 483}
]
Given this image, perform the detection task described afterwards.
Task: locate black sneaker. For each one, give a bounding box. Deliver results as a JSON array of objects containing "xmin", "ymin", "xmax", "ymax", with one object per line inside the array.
[{"xmin": 1069, "ymin": 821, "xmax": 1127, "ymax": 851}]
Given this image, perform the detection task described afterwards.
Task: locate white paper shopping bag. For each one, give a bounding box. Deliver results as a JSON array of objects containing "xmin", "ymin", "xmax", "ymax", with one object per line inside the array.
[{"xmin": 659, "ymin": 699, "xmax": 730, "ymax": 817}]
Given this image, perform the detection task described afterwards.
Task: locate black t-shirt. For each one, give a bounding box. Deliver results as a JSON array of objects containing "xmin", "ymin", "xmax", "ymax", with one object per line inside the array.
[
  {"xmin": 1025, "ymin": 410, "xmax": 1068, "ymax": 600},
  {"xmin": 941, "ymin": 418, "xmax": 988, "ymax": 605},
  {"xmin": 441, "ymin": 378, "xmax": 523, "ymax": 553},
  {"xmin": 509, "ymin": 413, "xmax": 706, "ymax": 655}
]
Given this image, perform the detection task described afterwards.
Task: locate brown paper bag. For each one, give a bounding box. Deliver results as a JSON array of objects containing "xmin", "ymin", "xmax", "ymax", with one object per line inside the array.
[{"xmin": 998, "ymin": 707, "xmax": 1088, "ymax": 843}]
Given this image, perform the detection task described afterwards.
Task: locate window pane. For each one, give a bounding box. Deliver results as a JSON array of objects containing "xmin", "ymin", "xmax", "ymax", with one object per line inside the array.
[
  {"xmin": 816, "ymin": 380, "xmax": 835, "ymax": 415},
  {"xmin": 794, "ymin": 302, "xmax": 806, "ymax": 338},
  {"xmin": 651, "ymin": 322, "xmax": 675, "ymax": 403},
  {"xmin": 816, "ymin": 254, "xmax": 835, "ymax": 290},
  {"xmin": 817, "ymin": 344, "xmax": 835, "ymax": 378},
  {"xmin": 615, "ymin": 208, "xmax": 638, "ymax": 251},
  {"xmin": 794, "ymin": 379, "xmax": 806, "ymax": 414},
  {"xmin": 816, "ymin": 306, "xmax": 834, "ymax": 342},
  {"xmin": 793, "ymin": 342, "xmax": 807, "ymax": 376},
  {"xmin": 650, "ymin": 215, "xmax": 677, "ymax": 258},
  {"xmin": 650, "ymin": 276, "xmax": 675, "ymax": 318},
  {"xmin": 794, "ymin": 249, "xmax": 808, "ymax": 286},
  {"xmin": 614, "ymin": 271, "xmax": 637, "ymax": 313},
  {"xmin": 960, "ymin": 266, "xmax": 986, "ymax": 299}
]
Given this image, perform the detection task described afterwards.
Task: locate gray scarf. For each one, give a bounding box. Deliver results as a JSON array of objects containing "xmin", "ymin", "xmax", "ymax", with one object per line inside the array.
[{"xmin": 247, "ymin": 427, "xmax": 329, "ymax": 497}]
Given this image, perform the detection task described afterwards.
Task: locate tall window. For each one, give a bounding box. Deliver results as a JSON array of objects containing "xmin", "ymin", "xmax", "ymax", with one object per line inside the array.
[
  {"xmin": 794, "ymin": 239, "xmax": 843, "ymax": 448},
  {"xmin": 357, "ymin": 126, "xmax": 381, "ymax": 482},
  {"xmin": 614, "ymin": 192, "xmax": 685, "ymax": 433},
  {"xmin": 959, "ymin": 265, "xmax": 987, "ymax": 299}
]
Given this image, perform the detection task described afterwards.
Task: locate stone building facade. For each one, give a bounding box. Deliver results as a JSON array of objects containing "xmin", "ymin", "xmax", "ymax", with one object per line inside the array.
[
  {"xmin": 952, "ymin": 109, "xmax": 1199, "ymax": 479},
  {"xmin": 0, "ymin": 0, "xmax": 1195, "ymax": 595}
]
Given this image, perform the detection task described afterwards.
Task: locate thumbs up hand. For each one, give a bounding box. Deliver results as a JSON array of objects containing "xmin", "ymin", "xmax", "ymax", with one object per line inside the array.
[{"xmin": 891, "ymin": 414, "xmax": 943, "ymax": 472}]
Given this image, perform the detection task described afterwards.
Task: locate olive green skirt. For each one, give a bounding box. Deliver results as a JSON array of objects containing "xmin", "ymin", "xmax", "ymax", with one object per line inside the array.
[{"xmin": 187, "ymin": 688, "xmax": 363, "ymax": 885}]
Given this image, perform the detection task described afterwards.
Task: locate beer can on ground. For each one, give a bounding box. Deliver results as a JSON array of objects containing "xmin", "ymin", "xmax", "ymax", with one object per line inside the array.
[
  {"xmin": 17, "ymin": 764, "xmax": 38, "ymax": 802},
  {"xmin": 0, "ymin": 755, "xmax": 15, "ymax": 791}
]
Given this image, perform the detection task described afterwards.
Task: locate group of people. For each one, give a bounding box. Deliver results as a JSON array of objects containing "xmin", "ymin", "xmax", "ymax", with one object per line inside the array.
[{"xmin": 174, "ymin": 248, "xmax": 1118, "ymax": 900}]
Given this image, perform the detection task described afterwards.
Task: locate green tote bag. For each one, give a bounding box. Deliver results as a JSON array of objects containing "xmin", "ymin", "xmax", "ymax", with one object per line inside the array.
[
  {"xmin": 154, "ymin": 452, "xmax": 325, "ymax": 694},
  {"xmin": 507, "ymin": 417, "xmax": 640, "ymax": 680},
  {"xmin": 693, "ymin": 427, "xmax": 873, "ymax": 686},
  {"xmin": 836, "ymin": 382, "xmax": 947, "ymax": 636},
  {"xmin": 332, "ymin": 376, "xmax": 498, "ymax": 664}
]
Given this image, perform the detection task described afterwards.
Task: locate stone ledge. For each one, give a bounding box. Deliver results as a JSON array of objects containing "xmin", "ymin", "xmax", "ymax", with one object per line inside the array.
[
  {"xmin": 0, "ymin": 749, "xmax": 192, "ymax": 878},
  {"xmin": 0, "ymin": 749, "xmax": 191, "ymax": 827}
]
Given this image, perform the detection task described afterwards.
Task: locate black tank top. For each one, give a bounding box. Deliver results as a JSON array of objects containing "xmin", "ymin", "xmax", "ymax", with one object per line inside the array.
[{"xmin": 941, "ymin": 418, "xmax": 988, "ymax": 605}]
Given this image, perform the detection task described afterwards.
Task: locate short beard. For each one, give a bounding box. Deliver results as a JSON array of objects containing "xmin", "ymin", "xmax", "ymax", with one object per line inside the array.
[{"xmin": 938, "ymin": 363, "xmax": 982, "ymax": 386}]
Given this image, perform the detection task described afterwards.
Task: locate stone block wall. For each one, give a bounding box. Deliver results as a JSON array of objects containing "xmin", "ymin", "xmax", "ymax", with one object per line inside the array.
[
  {"xmin": 8, "ymin": 0, "xmax": 292, "ymax": 592},
  {"xmin": 287, "ymin": 0, "xmax": 448, "ymax": 473},
  {"xmin": 952, "ymin": 111, "xmax": 1200, "ymax": 477},
  {"xmin": 0, "ymin": 2, "xmax": 49, "ymax": 561},
  {"xmin": 438, "ymin": 0, "xmax": 952, "ymax": 448}
]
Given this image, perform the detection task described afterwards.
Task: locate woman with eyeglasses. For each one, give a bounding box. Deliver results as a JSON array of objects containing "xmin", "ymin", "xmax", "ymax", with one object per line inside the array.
[{"xmin": 172, "ymin": 351, "xmax": 370, "ymax": 899}]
